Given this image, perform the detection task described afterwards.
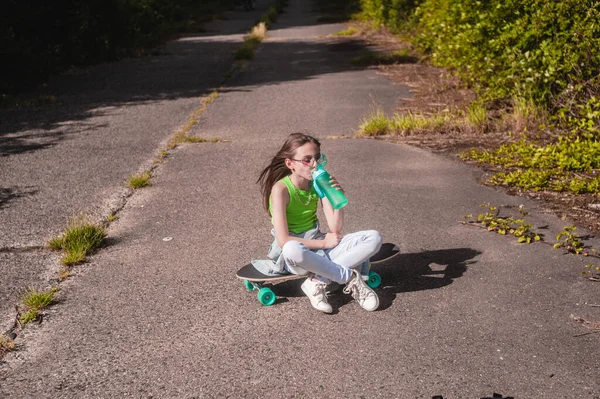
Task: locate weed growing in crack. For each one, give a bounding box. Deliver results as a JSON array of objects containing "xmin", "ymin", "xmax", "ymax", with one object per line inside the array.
[
  {"xmin": 0, "ymin": 334, "xmax": 16, "ymax": 354},
  {"xmin": 167, "ymin": 91, "xmax": 221, "ymax": 150},
  {"xmin": 48, "ymin": 217, "xmax": 106, "ymax": 266},
  {"xmin": 464, "ymin": 203, "xmax": 542, "ymax": 243},
  {"xmin": 333, "ymin": 28, "xmax": 358, "ymax": 36},
  {"xmin": 19, "ymin": 287, "xmax": 59, "ymax": 325},
  {"xmin": 553, "ymin": 226, "xmax": 584, "ymax": 254},
  {"xmin": 180, "ymin": 136, "xmax": 223, "ymax": 143},
  {"xmin": 583, "ymin": 263, "xmax": 600, "ymax": 281},
  {"xmin": 58, "ymin": 269, "xmax": 72, "ymax": 281},
  {"xmin": 465, "ymin": 204, "xmax": 600, "ymax": 281},
  {"xmin": 128, "ymin": 171, "xmax": 151, "ymax": 189},
  {"xmin": 235, "ymin": 37, "xmax": 262, "ymax": 60}
]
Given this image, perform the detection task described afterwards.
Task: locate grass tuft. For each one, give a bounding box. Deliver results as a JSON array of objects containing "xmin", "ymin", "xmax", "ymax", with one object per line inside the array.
[
  {"xmin": 180, "ymin": 136, "xmax": 223, "ymax": 143},
  {"xmin": 20, "ymin": 287, "xmax": 59, "ymax": 324},
  {"xmin": 392, "ymin": 112, "xmax": 452, "ymax": 134},
  {"xmin": 511, "ymin": 97, "xmax": 548, "ymax": 132},
  {"xmin": 466, "ymin": 103, "xmax": 488, "ymax": 132},
  {"xmin": 234, "ymin": 36, "xmax": 262, "ymax": 60},
  {"xmin": 48, "ymin": 217, "xmax": 107, "ymax": 266},
  {"xmin": 249, "ymin": 22, "xmax": 266, "ymax": 41},
  {"xmin": 58, "ymin": 269, "xmax": 72, "ymax": 281},
  {"xmin": 128, "ymin": 172, "xmax": 151, "ymax": 189},
  {"xmin": 333, "ymin": 28, "xmax": 358, "ymax": 36},
  {"xmin": 357, "ymin": 107, "xmax": 454, "ymax": 137},
  {"xmin": 167, "ymin": 90, "xmax": 223, "ymax": 150},
  {"xmin": 47, "ymin": 236, "xmax": 64, "ymax": 251},
  {"xmin": 0, "ymin": 334, "xmax": 16, "ymax": 354},
  {"xmin": 21, "ymin": 287, "xmax": 58, "ymax": 309},
  {"xmin": 261, "ymin": 6, "xmax": 279, "ymax": 27},
  {"xmin": 358, "ymin": 108, "xmax": 392, "ymax": 136},
  {"xmin": 351, "ymin": 49, "xmax": 417, "ymax": 66},
  {"xmin": 20, "ymin": 310, "xmax": 39, "ymax": 325}
]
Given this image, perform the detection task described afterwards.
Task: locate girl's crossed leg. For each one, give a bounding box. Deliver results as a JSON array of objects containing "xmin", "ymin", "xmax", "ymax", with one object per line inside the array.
[{"xmin": 280, "ymin": 230, "xmax": 382, "ymax": 312}]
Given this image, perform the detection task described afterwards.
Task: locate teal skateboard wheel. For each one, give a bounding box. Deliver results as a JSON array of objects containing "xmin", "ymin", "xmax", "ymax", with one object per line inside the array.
[
  {"xmin": 367, "ymin": 271, "xmax": 381, "ymax": 289},
  {"xmin": 243, "ymin": 280, "xmax": 255, "ymax": 291},
  {"xmin": 257, "ymin": 287, "xmax": 276, "ymax": 306}
]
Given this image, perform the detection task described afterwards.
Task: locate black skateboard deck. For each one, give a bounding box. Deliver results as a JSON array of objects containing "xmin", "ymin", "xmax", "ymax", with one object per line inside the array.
[{"xmin": 237, "ymin": 242, "xmax": 399, "ymax": 306}]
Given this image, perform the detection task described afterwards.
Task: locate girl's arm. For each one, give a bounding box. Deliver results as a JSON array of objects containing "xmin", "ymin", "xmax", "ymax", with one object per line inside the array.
[
  {"xmin": 322, "ymin": 177, "xmax": 344, "ymax": 234},
  {"xmin": 271, "ymin": 182, "xmax": 339, "ymax": 250}
]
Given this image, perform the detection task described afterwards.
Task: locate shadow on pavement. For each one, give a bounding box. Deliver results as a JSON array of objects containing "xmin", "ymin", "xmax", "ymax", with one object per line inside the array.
[
  {"xmin": 264, "ymin": 248, "xmax": 481, "ymax": 311},
  {"xmin": 375, "ymin": 248, "xmax": 481, "ymax": 310},
  {"xmin": 0, "ymin": 187, "xmax": 38, "ymax": 210},
  {"xmin": 1, "ymin": 27, "xmax": 382, "ymax": 157}
]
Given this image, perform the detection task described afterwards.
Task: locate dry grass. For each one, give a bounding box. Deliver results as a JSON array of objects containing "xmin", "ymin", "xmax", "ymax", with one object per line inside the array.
[
  {"xmin": 0, "ymin": 335, "xmax": 16, "ymax": 354},
  {"xmin": 249, "ymin": 22, "xmax": 266, "ymax": 40},
  {"xmin": 167, "ymin": 90, "xmax": 221, "ymax": 150}
]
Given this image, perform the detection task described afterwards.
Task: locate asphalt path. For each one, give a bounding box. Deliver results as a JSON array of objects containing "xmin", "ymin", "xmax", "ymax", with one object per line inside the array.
[
  {"xmin": 1, "ymin": 0, "xmax": 599, "ymax": 398},
  {"xmin": 0, "ymin": 2, "xmax": 271, "ymax": 331}
]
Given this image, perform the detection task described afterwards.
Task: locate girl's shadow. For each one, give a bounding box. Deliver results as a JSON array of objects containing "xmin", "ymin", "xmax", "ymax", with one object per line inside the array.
[{"xmin": 271, "ymin": 248, "xmax": 481, "ymax": 311}]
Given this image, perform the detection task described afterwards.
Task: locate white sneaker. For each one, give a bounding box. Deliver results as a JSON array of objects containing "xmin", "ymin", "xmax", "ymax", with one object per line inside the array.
[
  {"xmin": 343, "ymin": 269, "xmax": 379, "ymax": 311},
  {"xmin": 301, "ymin": 277, "xmax": 332, "ymax": 314}
]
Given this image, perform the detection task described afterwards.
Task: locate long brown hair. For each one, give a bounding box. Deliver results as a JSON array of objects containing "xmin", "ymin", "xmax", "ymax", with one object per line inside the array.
[{"xmin": 257, "ymin": 133, "xmax": 321, "ymax": 213}]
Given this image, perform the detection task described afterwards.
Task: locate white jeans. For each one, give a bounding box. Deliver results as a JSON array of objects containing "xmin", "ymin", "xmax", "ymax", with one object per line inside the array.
[{"xmin": 281, "ymin": 230, "xmax": 382, "ymax": 284}]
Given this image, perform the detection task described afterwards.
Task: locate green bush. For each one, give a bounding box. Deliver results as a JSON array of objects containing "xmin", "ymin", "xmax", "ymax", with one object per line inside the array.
[
  {"xmin": 358, "ymin": 0, "xmax": 600, "ymax": 114},
  {"xmin": 413, "ymin": 0, "xmax": 600, "ymax": 108}
]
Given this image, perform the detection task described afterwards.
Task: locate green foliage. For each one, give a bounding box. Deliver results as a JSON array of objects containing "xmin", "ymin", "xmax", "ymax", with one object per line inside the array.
[
  {"xmin": 412, "ymin": 0, "xmax": 600, "ymax": 108},
  {"xmin": 469, "ymin": 203, "xmax": 542, "ymax": 243},
  {"xmin": 560, "ymin": 96, "xmax": 600, "ymax": 139},
  {"xmin": 359, "ymin": 0, "xmax": 420, "ymax": 32},
  {"xmin": 462, "ymin": 135, "xmax": 600, "ymax": 194},
  {"xmin": 357, "ymin": 0, "xmax": 600, "ymax": 126},
  {"xmin": 553, "ymin": 225, "xmax": 584, "ymax": 254}
]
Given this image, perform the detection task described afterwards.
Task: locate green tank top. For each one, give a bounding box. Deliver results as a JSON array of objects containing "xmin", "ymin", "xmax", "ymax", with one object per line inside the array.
[{"xmin": 269, "ymin": 175, "xmax": 318, "ymax": 234}]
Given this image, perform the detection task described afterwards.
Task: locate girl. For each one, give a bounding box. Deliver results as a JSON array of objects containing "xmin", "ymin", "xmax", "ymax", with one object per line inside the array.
[{"xmin": 255, "ymin": 133, "xmax": 383, "ymax": 313}]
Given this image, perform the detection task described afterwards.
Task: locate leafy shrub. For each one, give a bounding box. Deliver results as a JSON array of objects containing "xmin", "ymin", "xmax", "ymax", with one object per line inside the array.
[{"xmin": 358, "ymin": 0, "xmax": 600, "ymax": 116}]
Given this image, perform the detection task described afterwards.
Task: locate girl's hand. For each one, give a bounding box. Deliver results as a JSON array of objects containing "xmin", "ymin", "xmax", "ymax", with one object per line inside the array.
[
  {"xmin": 323, "ymin": 232, "xmax": 342, "ymax": 249},
  {"xmin": 329, "ymin": 176, "xmax": 344, "ymax": 193}
]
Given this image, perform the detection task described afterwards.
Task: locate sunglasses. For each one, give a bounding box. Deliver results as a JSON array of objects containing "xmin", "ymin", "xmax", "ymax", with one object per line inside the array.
[{"xmin": 289, "ymin": 154, "xmax": 323, "ymax": 166}]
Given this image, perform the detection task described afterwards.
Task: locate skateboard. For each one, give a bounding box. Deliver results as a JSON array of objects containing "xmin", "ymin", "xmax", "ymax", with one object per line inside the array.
[{"xmin": 237, "ymin": 242, "xmax": 400, "ymax": 306}]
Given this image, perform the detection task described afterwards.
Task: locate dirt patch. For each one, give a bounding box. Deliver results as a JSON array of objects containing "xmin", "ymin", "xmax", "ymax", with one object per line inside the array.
[{"xmin": 347, "ymin": 23, "xmax": 600, "ymax": 235}]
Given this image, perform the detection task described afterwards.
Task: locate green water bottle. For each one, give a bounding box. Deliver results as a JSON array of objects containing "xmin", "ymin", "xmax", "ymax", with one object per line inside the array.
[{"xmin": 312, "ymin": 154, "xmax": 348, "ymax": 210}]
